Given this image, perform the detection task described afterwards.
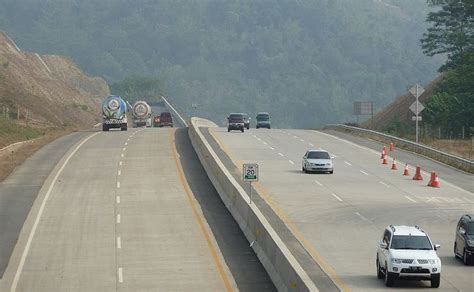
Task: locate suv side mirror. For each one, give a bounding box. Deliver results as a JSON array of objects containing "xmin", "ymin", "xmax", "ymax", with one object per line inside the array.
[
  {"xmin": 434, "ymin": 244, "xmax": 441, "ymax": 250},
  {"xmin": 379, "ymin": 241, "xmax": 387, "ymax": 249},
  {"xmin": 331, "ymin": 156, "xmax": 336, "ymax": 159}
]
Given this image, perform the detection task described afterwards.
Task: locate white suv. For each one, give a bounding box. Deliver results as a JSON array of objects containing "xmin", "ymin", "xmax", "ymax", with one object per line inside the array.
[{"xmin": 376, "ymin": 225, "xmax": 441, "ymax": 288}]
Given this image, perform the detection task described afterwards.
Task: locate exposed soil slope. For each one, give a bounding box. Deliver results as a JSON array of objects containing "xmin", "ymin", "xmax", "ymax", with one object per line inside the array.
[
  {"xmin": 0, "ymin": 31, "xmax": 109, "ymax": 128},
  {"xmin": 364, "ymin": 75, "xmax": 444, "ymax": 131}
]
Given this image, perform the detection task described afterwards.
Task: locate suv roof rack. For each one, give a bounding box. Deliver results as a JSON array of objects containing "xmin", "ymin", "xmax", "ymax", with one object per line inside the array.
[{"xmin": 414, "ymin": 225, "xmax": 425, "ymax": 233}]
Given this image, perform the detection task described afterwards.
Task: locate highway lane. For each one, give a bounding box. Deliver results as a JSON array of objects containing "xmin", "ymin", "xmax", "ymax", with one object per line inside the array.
[
  {"xmin": 208, "ymin": 127, "xmax": 474, "ymax": 291},
  {"xmin": 0, "ymin": 127, "xmax": 274, "ymax": 291}
]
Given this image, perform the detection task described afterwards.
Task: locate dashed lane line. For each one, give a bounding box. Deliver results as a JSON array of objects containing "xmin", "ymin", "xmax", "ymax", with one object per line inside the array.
[
  {"xmin": 117, "ymin": 182, "xmax": 120, "ymax": 188},
  {"xmin": 116, "ymin": 196, "xmax": 121, "ymax": 204},
  {"xmin": 355, "ymin": 212, "xmax": 371, "ymax": 223},
  {"xmin": 278, "ymin": 153, "xmax": 285, "ymax": 157},
  {"xmin": 289, "ymin": 160, "xmax": 295, "ymax": 165},
  {"xmin": 269, "ymin": 147, "xmax": 275, "ymax": 150},
  {"xmin": 116, "ymin": 214, "xmax": 121, "ymax": 223},
  {"xmin": 118, "ymin": 267, "xmax": 123, "ymax": 283},
  {"xmin": 405, "ymin": 196, "xmax": 417, "ymax": 203},
  {"xmin": 117, "ymin": 237, "xmax": 122, "ymax": 249},
  {"xmin": 314, "ymin": 180, "xmax": 323, "ymax": 186},
  {"xmin": 344, "ymin": 161, "xmax": 352, "ymax": 166},
  {"xmin": 359, "ymin": 170, "xmax": 369, "ymax": 176},
  {"xmin": 379, "ymin": 181, "xmax": 390, "ymax": 188},
  {"xmin": 331, "ymin": 193, "xmax": 343, "ymax": 202}
]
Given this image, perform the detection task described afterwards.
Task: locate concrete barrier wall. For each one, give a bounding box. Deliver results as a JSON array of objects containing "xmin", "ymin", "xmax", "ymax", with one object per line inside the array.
[
  {"xmin": 189, "ymin": 117, "xmax": 318, "ymax": 292},
  {"xmin": 324, "ymin": 124, "xmax": 473, "ymax": 173}
]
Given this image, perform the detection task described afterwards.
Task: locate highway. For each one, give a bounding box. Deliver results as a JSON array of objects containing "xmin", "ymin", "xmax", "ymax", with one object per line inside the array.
[
  {"xmin": 0, "ymin": 126, "xmax": 274, "ymax": 291},
  {"xmin": 206, "ymin": 127, "xmax": 474, "ymax": 291}
]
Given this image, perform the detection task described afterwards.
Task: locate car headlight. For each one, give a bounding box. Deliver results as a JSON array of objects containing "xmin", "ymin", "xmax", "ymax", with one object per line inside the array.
[
  {"xmin": 467, "ymin": 240, "xmax": 474, "ymax": 246},
  {"xmin": 391, "ymin": 258, "xmax": 403, "ymax": 264},
  {"xmin": 427, "ymin": 259, "xmax": 437, "ymax": 264}
]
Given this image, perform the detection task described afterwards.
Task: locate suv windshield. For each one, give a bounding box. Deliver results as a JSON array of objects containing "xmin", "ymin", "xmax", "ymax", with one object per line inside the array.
[
  {"xmin": 391, "ymin": 235, "xmax": 432, "ymax": 250},
  {"xmin": 256, "ymin": 114, "xmax": 269, "ymax": 121},
  {"xmin": 307, "ymin": 151, "xmax": 330, "ymax": 159},
  {"xmin": 229, "ymin": 114, "xmax": 243, "ymax": 121}
]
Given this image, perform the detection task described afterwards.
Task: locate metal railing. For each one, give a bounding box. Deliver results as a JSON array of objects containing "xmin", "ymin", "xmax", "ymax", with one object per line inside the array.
[
  {"xmin": 161, "ymin": 96, "xmax": 188, "ymax": 127},
  {"xmin": 324, "ymin": 124, "xmax": 474, "ymax": 173}
]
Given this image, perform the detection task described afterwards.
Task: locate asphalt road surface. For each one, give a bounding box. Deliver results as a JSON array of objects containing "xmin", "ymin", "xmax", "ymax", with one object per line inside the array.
[
  {"xmin": 207, "ymin": 127, "xmax": 474, "ymax": 291},
  {"xmin": 0, "ymin": 127, "xmax": 274, "ymax": 291}
]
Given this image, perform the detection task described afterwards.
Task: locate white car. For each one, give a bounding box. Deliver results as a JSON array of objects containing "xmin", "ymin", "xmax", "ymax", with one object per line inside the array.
[
  {"xmin": 376, "ymin": 225, "xmax": 441, "ymax": 288},
  {"xmin": 301, "ymin": 150, "xmax": 334, "ymax": 174}
]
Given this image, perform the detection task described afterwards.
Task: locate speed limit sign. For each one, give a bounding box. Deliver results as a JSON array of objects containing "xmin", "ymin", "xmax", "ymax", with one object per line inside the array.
[{"xmin": 243, "ymin": 163, "xmax": 259, "ymax": 182}]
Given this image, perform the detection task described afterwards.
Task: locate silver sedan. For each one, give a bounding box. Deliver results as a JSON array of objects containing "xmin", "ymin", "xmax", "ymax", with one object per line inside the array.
[{"xmin": 302, "ymin": 150, "xmax": 334, "ymax": 174}]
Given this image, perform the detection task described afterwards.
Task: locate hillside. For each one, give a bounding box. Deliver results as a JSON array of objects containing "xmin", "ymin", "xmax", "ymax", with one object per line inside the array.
[
  {"xmin": 0, "ymin": 0, "xmax": 441, "ymax": 128},
  {"xmin": 0, "ymin": 31, "xmax": 109, "ymax": 130},
  {"xmin": 364, "ymin": 75, "xmax": 444, "ymax": 131}
]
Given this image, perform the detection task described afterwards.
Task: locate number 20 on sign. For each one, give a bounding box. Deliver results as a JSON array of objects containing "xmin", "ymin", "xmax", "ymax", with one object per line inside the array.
[{"xmin": 243, "ymin": 163, "xmax": 258, "ymax": 204}]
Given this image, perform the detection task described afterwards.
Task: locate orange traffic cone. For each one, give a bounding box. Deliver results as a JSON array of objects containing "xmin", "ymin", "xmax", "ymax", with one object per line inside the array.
[
  {"xmin": 391, "ymin": 158, "xmax": 397, "ymax": 170},
  {"xmin": 427, "ymin": 171, "xmax": 436, "ymax": 186},
  {"xmin": 430, "ymin": 173, "xmax": 441, "ymax": 188},
  {"xmin": 382, "ymin": 154, "xmax": 388, "ymax": 165},
  {"xmin": 413, "ymin": 165, "xmax": 423, "ymax": 180},
  {"xmin": 403, "ymin": 164, "xmax": 410, "ymax": 176},
  {"xmin": 381, "ymin": 146, "xmax": 387, "ymax": 159},
  {"xmin": 389, "ymin": 142, "xmax": 394, "ymax": 151}
]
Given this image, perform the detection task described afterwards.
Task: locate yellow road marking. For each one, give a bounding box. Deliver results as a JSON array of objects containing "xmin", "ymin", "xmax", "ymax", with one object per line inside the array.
[
  {"xmin": 169, "ymin": 129, "xmax": 234, "ymax": 292},
  {"xmin": 210, "ymin": 128, "xmax": 351, "ymax": 291}
]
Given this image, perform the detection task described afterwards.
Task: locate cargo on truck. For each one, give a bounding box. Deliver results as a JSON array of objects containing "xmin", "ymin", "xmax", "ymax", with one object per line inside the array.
[
  {"xmin": 102, "ymin": 95, "xmax": 128, "ymax": 131},
  {"xmin": 131, "ymin": 101, "xmax": 152, "ymax": 128}
]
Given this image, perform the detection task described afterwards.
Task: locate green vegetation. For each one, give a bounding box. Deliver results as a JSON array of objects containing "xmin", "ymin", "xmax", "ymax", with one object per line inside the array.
[
  {"xmin": 421, "ymin": 0, "xmax": 473, "ymax": 137},
  {"xmin": 0, "ymin": 117, "xmax": 43, "ymax": 148},
  {"xmin": 0, "ymin": 0, "xmax": 441, "ymax": 127},
  {"xmin": 110, "ymin": 75, "xmax": 164, "ymax": 103}
]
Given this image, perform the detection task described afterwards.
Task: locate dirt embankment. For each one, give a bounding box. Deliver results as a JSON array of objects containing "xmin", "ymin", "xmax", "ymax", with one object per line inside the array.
[
  {"xmin": 0, "ymin": 31, "xmax": 110, "ymax": 181},
  {"xmin": 0, "ymin": 31, "xmax": 109, "ymax": 131}
]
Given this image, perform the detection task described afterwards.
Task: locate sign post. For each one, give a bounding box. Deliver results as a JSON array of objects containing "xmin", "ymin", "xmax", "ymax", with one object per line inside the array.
[
  {"xmin": 409, "ymin": 83, "xmax": 425, "ymax": 143},
  {"xmin": 243, "ymin": 163, "xmax": 259, "ymax": 204}
]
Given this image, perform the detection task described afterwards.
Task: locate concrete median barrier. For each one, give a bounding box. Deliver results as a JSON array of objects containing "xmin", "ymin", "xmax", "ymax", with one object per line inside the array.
[{"xmin": 188, "ymin": 117, "xmax": 318, "ymax": 291}]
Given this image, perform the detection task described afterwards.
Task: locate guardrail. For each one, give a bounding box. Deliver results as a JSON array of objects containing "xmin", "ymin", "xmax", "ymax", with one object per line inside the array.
[
  {"xmin": 189, "ymin": 117, "xmax": 318, "ymax": 292},
  {"xmin": 323, "ymin": 124, "xmax": 473, "ymax": 173},
  {"xmin": 161, "ymin": 96, "xmax": 188, "ymax": 127}
]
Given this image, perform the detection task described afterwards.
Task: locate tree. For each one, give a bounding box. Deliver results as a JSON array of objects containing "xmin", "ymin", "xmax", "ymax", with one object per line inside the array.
[{"xmin": 421, "ymin": 0, "xmax": 474, "ymax": 70}]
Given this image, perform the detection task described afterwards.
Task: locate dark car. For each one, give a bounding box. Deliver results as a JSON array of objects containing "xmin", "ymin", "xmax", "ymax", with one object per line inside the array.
[
  {"xmin": 241, "ymin": 113, "xmax": 250, "ymax": 129},
  {"xmin": 227, "ymin": 113, "xmax": 245, "ymax": 132},
  {"xmin": 159, "ymin": 111, "xmax": 173, "ymax": 127},
  {"xmin": 454, "ymin": 214, "xmax": 474, "ymax": 264}
]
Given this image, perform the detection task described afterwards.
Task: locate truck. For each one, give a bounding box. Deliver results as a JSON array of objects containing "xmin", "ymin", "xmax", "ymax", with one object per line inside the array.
[
  {"xmin": 131, "ymin": 100, "xmax": 152, "ymax": 128},
  {"xmin": 102, "ymin": 95, "xmax": 128, "ymax": 131},
  {"xmin": 256, "ymin": 112, "xmax": 271, "ymax": 129}
]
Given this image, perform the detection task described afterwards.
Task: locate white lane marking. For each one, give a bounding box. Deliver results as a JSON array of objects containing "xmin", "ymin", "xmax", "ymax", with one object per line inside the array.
[
  {"xmin": 117, "ymin": 237, "xmax": 122, "ymax": 249},
  {"xmin": 117, "ymin": 182, "xmax": 121, "ymax": 188},
  {"xmin": 293, "ymin": 136, "xmax": 298, "ymax": 139},
  {"xmin": 117, "ymin": 214, "xmax": 121, "ymax": 223},
  {"xmin": 10, "ymin": 132, "xmax": 100, "ymax": 292},
  {"xmin": 309, "ymin": 143, "xmax": 314, "ymax": 147},
  {"xmin": 405, "ymin": 196, "xmax": 417, "ymax": 203},
  {"xmin": 344, "ymin": 161, "xmax": 352, "ymax": 166},
  {"xmin": 331, "ymin": 193, "xmax": 343, "ymax": 202},
  {"xmin": 355, "ymin": 212, "xmax": 371, "ymax": 223},
  {"xmin": 116, "ymin": 196, "xmax": 121, "ymax": 204},
  {"xmin": 121, "ymin": 153, "xmax": 124, "ymax": 158},
  {"xmin": 289, "ymin": 160, "xmax": 295, "ymax": 165},
  {"xmin": 118, "ymin": 267, "xmax": 123, "ymax": 283},
  {"xmin": 359, "ymin": 170, "xmax": 369, "ymax": 176},
  {"xmin": 314, "ymin": 180, "xmax": 323, "ymax": 186},
  {"xmin": 278, "ymin": 153, "xmax": 285, "ymax": 157},
  {"xmin": 300, "ymin": 139, "xmax": 305, "ymax": 142},
  {"xmin": 123, "ymin": 147, "xmax": 126, "ymax": 151},
  {"xmin": 262, "ymin": 141, "xmax": 268, "ymax": 145},
  {"xmin": 253, "ymin": 135, "xmax": 257, "ymax": 138},
  {"xmin": 124, "ymin": 142, "xmax": 128, "ymax": 146},
  {"xmin": 314, "ymin": 130, "xmax": 473, "ymax": 196},
  {"xmin": 127, "ymin": 138, "xmax": 130, "ymax": 141},
  {"xmin": 118, "ymin": 170, "xmax": 121, "ymax": 176},
  {"xmin": 379, "ymin": 181, "xmax": 390, "ymax": 188},
  {"xmin": 119, "ymin": 161, "xmax": 123, "ymax": 166},
  {"xmin": 269, "ymin": 147, "xmax": 275, "ymax": 150}
]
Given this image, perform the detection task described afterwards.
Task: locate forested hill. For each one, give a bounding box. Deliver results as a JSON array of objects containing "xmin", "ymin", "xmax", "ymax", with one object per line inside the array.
[{"xmin": 0, "ymin": 0, "xmax": 442, "ymax": 128}]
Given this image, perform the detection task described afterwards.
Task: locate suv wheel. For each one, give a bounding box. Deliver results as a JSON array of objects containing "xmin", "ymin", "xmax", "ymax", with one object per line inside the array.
[
  {"xmin": 454, "ymin": 243, "xmax": 459, "ymax": 258},
  {"xmin": 384, "ymin": 264, "xmax": 395, "ymax": 287},
  {"xmin": 376, "ymin": 258, "xmax": 383, "ymax": 279},
  {"xmin": 227, "ymin": 128, "xmax": 230, "ymax": 132},
  {"xmin": 431, "ymin": 274, "xmax": 440, "ymax": 288},
  {"xmin": 463, "ymin": 249, "xmax": 471, "ymax": 265}
]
